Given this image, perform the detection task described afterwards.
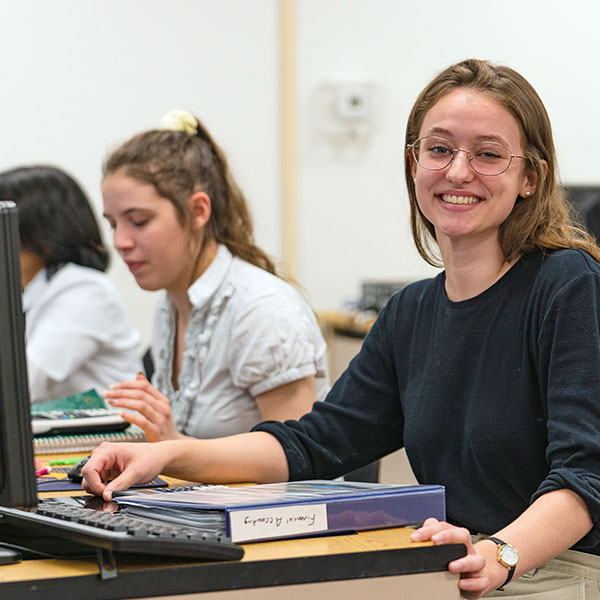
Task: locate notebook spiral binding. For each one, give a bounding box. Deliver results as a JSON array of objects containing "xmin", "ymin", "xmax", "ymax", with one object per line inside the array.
[{"xmin": 34, "ymin": 427, "xmax": 146, "ymax": 454}]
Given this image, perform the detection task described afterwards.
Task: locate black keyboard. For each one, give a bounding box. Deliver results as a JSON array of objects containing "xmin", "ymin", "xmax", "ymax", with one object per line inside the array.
[{"xmin": 0, "ymin": 497, "xmax": 244, "ymax": 562}]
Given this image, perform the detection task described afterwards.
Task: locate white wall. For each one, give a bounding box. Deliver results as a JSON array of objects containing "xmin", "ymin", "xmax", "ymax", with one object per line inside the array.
[
  {"xmin": 0, "ymin": 0, "xmax": 280, "ymax": 348},
  {"xmin": 2, "ymin": 0, "xmax": 600, "ymax": 341},
  {"xmin": 296, "ymin": 0, "xmax": 600, "ymax": 309}
]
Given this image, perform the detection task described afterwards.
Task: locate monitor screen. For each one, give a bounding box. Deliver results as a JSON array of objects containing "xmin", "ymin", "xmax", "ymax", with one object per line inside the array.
[
  {"xmin": 0, "ymin": 201, "xmax": 36, "ymax": 508},
  {"xmin": 564, "ymin": 185, "xmax": 600, "ymax": 241}
]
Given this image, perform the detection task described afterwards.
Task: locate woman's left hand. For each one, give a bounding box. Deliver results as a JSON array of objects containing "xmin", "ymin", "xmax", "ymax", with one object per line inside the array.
[
  {"xmin": 411, "ymin": 518, "xmax": 492, "ymax": 598},
  {"xmin": 105, "ymin": 373, "xmax": 184, "ymax": 442}
]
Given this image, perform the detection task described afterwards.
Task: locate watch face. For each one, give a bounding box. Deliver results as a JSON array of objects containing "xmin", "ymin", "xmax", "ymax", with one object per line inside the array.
[{"xmin": 500, "ymin": 544, "xmax": 519, "ymax": 567}]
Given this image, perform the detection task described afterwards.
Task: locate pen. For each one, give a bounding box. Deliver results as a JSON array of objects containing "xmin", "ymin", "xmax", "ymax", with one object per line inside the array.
[
  {"xmin": 35, "ymin": 466, "xmax": 52, "ymax": 477},
  {"xmin": 49, "ymin": 458, "xmax": 83, "ymax": 466}
]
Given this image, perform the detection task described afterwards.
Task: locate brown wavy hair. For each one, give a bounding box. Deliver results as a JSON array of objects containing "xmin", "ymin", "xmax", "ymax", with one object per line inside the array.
[
  {"xmin": 103, "ymin": 116, "xmax": 278, "ymax": 276},
  {"xmin": 404, "ymin": 58, "xmax": 600, "ymax": 266}
]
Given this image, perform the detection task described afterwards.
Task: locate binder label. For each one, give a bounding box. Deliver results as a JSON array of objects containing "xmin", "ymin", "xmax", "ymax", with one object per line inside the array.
[{"xmin": 228, "ymin": 503, "xmax": 328, "ymax": 542}]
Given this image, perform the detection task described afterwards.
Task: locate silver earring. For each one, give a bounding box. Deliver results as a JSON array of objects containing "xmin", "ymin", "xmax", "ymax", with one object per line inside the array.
[{"xmin": 525, "ymin": 191, "xmax": 531, "ymax": 196}]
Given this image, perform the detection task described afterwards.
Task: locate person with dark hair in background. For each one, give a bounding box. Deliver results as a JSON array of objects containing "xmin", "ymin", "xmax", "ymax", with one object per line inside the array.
[
  {"xmin": 100, "ymin": 111, "xmax": 328, "ymax": 442},
  {"xmin": 85, "ymin": 61, "xmax": 600, "ymax": 597},
  {"xmin": 0, "ymin": 166, "xmax": 142, "ymax": 402}
]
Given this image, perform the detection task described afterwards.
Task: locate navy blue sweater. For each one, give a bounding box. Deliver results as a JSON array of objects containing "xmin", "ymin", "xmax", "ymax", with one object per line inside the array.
[{"xmin": 256, "ymin": 250, "xmax": 600, "ymax": 553}]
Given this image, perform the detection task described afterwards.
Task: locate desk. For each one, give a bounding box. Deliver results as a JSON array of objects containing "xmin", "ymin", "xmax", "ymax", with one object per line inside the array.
[
  {"xmin": 0, "ymin": 454, "xmax": 464, "ymax": 599},
  {"xmin": 0, "ymin": 527, "xmax": 464, "ymax": 600}
]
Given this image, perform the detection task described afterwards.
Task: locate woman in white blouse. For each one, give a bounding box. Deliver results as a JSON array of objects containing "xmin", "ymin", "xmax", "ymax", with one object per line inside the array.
[
  {"xmin": 101, "ymin": 111, "xmax": 329, "ymax": 442},
  {"xmin": 0, "ymin": 165, "xmax": 142, "ymax": 403}
]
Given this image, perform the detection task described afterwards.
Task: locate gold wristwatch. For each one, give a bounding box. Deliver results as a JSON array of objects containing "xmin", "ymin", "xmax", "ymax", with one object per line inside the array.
[{"xmin": 487, "ymin": 537, "xmax": 519, "ymax": 590}]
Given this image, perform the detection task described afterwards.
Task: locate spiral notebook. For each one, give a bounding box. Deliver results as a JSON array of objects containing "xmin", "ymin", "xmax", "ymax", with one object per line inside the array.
[
  {"xmin": 33, "ymin": 426, "xmax": 146, "ymax": 454},
  {"xmin": 31, "ymin": 389, "xmax": 146, "ymax": 453}
]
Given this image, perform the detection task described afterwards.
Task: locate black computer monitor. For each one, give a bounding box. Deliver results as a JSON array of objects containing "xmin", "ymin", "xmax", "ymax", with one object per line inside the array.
[
  {"xmin": 0, "ymin": 201, "xmax": 36, "ymax": 508},
  {"xmin": 564, "ymin": 185, "xmax": 600, "ymax": 241}
]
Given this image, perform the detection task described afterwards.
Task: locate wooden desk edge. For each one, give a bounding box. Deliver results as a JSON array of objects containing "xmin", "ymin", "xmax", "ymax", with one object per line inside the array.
[
  {"xmin": 318, "ymin": 310, "xmax": 375, "ymax": 336},
  {"xmin": 1, "ymin": 540, "xmax": 466, "ymax": 600}
]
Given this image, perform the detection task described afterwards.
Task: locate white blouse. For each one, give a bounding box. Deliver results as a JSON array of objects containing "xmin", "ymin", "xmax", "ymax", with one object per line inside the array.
[
  {"xmin": 151, "ymin": 245, "xmax": 329, "ymax": 439},
  {"xmin": 23, "ymin": 264, "xmax": 142, "ymax": 403}
]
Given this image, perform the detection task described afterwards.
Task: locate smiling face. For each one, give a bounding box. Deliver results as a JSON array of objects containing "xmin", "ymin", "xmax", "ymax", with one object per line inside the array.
[
  {"xmin": 411, "ymin": 88, "xmax": 535, "ymax": 252},
  {"xmin": 102, "ymin": 171, "xmax": 198, "ymax": 295}
]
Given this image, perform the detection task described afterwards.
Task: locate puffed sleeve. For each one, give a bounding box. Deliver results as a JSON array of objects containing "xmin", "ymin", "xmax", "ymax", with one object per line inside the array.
[
  {"xmin": 531, "ymin": 267, "xmax": 600, "ymax": 549},
  {"xmin": 228, "ymin": 291, "xmax": 325, "ymax": 397}
]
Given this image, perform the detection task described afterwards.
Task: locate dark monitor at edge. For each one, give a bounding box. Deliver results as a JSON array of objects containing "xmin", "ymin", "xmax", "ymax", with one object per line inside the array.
[
  {"xmin": 564, "ymin": 185, "xmax": 600, "ymax": 241},
  {"xmin": 0, "ymin": 201, "xmax": 36, "ymax": 508}
]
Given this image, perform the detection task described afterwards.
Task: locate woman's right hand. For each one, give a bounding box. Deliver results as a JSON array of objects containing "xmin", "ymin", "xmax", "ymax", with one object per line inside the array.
[
  {"xmin": 81, "ymin": 442, "xmax": 163, "ymax": 500},
  {"xmin": 411, "ymin": 518, "xmax": 492, "ymax": 598},
  {"xmin": 105, "ymin": 372, "xmax": 184, "ymax": 442}
]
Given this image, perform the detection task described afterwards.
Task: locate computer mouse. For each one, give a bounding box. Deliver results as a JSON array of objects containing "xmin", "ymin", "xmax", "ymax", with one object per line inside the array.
[{"xmin": 67, "ymin": 455, "xmax": 91, "ymax": 483}]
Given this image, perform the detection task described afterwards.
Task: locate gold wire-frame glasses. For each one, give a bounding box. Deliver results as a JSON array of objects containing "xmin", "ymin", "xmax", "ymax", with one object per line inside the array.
[{"xmin": 408, "ymin": 136, "xmax": 528, "ymax": 176}]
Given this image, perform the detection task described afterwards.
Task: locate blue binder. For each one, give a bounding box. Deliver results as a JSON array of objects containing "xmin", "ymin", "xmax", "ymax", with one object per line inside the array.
[{"xmin": 115, "ymin": 480, "xmax": 445, "ymax": 543}]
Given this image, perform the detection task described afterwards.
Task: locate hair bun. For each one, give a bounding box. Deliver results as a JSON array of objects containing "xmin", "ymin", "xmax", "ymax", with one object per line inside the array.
[{"xmin": 160, "ymin": 110, "xmax": 198, "ymax": 136}]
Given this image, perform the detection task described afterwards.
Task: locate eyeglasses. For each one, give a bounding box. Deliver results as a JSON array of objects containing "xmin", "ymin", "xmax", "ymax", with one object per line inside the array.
[{"xmin": 408, "ymin": 136, "xmax": 527, "ymax": 176}]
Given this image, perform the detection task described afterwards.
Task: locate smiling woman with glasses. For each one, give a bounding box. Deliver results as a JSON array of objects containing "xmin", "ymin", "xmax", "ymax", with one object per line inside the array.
[{"xmin": 83, "ymin": 59, "xmax": 600, "ymax": 599}]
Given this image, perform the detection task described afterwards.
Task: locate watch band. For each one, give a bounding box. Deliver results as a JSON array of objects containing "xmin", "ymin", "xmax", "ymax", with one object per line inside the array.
[{"xmin": 487, "ymin": 537, "xmax": 517, "ymax": 590}]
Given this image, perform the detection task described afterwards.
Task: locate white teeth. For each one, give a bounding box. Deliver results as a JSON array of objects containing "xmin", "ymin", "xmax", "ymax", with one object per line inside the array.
[{"xmin": 441, "ymin": 194, "xmax": 480, "ymax": 205}]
